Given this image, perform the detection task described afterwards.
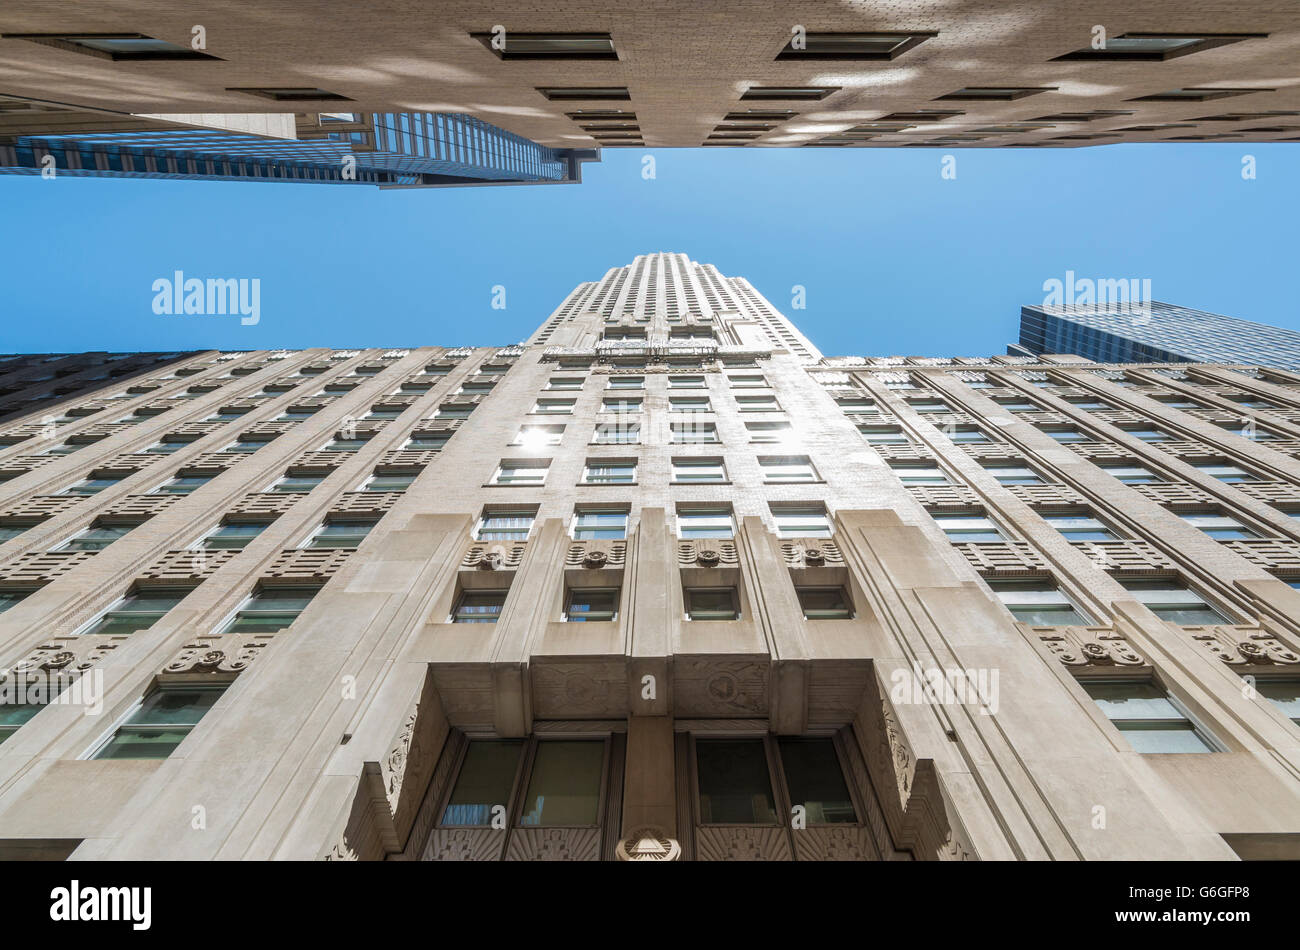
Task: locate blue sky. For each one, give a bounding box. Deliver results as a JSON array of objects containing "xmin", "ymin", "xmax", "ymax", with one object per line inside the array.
[{"xmin": 0, "ymin": 143, "xmax": 1295, "ymax": 357}]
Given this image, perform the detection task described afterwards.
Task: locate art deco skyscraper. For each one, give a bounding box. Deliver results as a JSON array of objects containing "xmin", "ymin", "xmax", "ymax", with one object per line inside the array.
[{"xmin": 1, "ymin": 254, "xmax": 1299, "ymax": 861}]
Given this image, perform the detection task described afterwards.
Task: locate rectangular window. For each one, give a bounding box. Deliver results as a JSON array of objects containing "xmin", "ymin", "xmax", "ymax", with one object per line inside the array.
[
  {"xmin": 219, "ymin": 586, "xmax": 319, "ymax": 633},
  {"xmin": 696, "ymin": 739, "xmax": 777, "ymax": 823},
  {"xmin": 935, "ymin": 514, "xmax": 1005, "ymax": 543},
  {"xmin": 532, "ymin": 398, "xmax": 575, "ymax": 414},
  {"xmin": 593, "ymin": 421, "xmax": 639, "ymax": 444},
  {"xmin": 772, "ymin": 505, "xmax": 832, "ymax": 538},
  {"xmin": 728, "ymin": 374, "xmax": 767, "ymax": 388},
  {"xmin": 984, "ymin": 465, "xmax": 1044, "ymax": 485},
  {"xmin": 746, "ymin": 420, "xmax": 792, "ymax": 443},
  {"xmin": 82, "ymin": 587, "xmax": 192, "ymax": 636},
  {"xmin": 93, "ymin": 685, "xmax": 228, "ymax": 761},
  {"xmin": 269, "ymin": 473, "xmax": 324, "ymax": 493},
  {"xmin": 364, "ymin": 472, "xmax": 416, "ymax": 492},
  {"xmin": 776, "ymin": 30, "xmax": 936, "ymax": 60},
  {"xmin": 9, "ymin": 32, "xmax": 220, "ymax": 61},
  {"xmin": 452, "ymin": 590, "xmax": 507, "ymax": 623},
  {"xmin": 304, "ymin": 519, "xmax": 376, "ymax": 549},
  {"xmin": 760, "ymin": 457, "xmax": 817, "ymax": 483},
  {"xmin": 678, "ymin": 507, "xmax": 734, "ymax": 539},
  {"xmin": 493, "ymin": 462, "xmax": 549, "ymax": 486},
  {"xmin": 199, "ymin": 521, "xmax": 268, "ymax": 550},
  {"xmin": 573, "ymin": 508, "xmax": 628, "ymax": 540},
  {"xmin": 860, "ymin": 425, "xmax": 908, "ymax": 444},
  {"xmin": 1256, "ymin": 679, "xmax": 1300, "ymax": 725},
  {"xmin": 476, "ymin": 509, "xmax": 536, "ymax": 541},
  {"xmin": 152, "ymin": 475, "xmax": 212, "ymax": 495},
  {"xmin": 672, "ymin": 458, "xmax": 726, "ymax": 483},
  {"xmin": 1123, "ymin": 427, "xmax": 1171, "ymax": 442},
  {"xmin": 668, "ymin": 375, "xmax": 706, "ymax": 389},
  {"xmin": 61, "ymin": 476, "xmax": 123, "ymax": 496},
  {"xmin": 547, "ymin": 377, "xmax": 584, "ymax": 391},
  {"xmin": 323, "ymin": 437, "xmax": 370, "ymax": 452},
  {"xmin": 536, "ymin": 86, "xmax": 630, "ymax": 100},
  {"xmin": 1180, "ymin": 513, "xmax": 1259, "ymax": 540},
  {"xmin": 778, "ymin": 738, "xmax": 857, "ymax": 823},
  {"xmin": 583, "ymin": 460, "xmax": 635, "ymax": 484},
  {"xmin": 564, "ymin": 588, "xmax": 619, "ymax": 622},
  {"xmin": 0, "ymin": 703, "xmax": 43, "ymax": 745},
  {"xmin": 741, "ymin": 86, "xmax": 840, "ymax": 101},
  {"xmin": 948, "ymin": 427, "xmax": 991, "ymax": 443},
  {"xmin": 1099, "ymin": 464, "xmax": 1161, "ymax": 484},
  {"xmin": 440, "ymin": 740, "xmax": 524, "ymax": 825},
  {"xmin": 1044, "ymin": 512, "xmax": 1123, "ymax": 541},
  {"xmin": 685, "ymin": 588, "xmax": 740, "ymax": 621},
  {"xmin": 517, "ymin": 424, "xmax": 565, "ymax": 446},
  {"xmin": 797, "ymin": 587, "xmax": 853, "ymax": 620},
  {"xmin": 602, "ymin": 396, "xmax": 643, "ymax": 413},
  {"xmin": 606, "ymin": 375, "xmax": 644, "ymax": 389},
  {"xmin": 58, "ymin": 523, "xmax": 135, "ymax": 552},
  {"xmin": 405, "ymin": 435, "xmax": 449, "ymax": 451},
  {"xmin": 1195, "ymin": 463, "xmax": 1257, "ymax": 483},
  {"xmin": 1121, "ymin": 579, "xmax": 1229, "ymax": 624},
  {"xmin": 891, "ymin": 464, "xmax": 948, "ymax": 484},
  {"xmin": 668, "ymin": 395, "xmax": 710, "ymax": 412},
  {"xmin": 671, "ymin": 421, "xmax": 718, "ymax": 443},
  {"xmin": 987, "ymin": 579, "xmax": 1091, "ymax": 625},
  {"xmin": 518, "ymin": 740, "xmax": 605, "ymax": 826},
  {"xmin": 1083, "ymin": 680, "xmax": 1216, "ymax": 753},
  {"xmin": 736, "ymin": 395, "xmax": 780, "ymax": 412},
  {"xmin": 1043, "ymin": 427, "xmax": 1092, "ymax": 443}
]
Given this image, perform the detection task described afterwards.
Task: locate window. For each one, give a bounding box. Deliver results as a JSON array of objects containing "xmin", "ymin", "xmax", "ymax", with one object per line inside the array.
[
  {"xmin": 772, "ymin": 505, "xmax": 832, "ymax": 538},
  {"xmin": 151, "ymin": 475, "xmax": 212, "ymax": 495},
  {"xmin": 440, "ymin": 739, "xmax": 605, "ymax": 828},
  {"xmin": 572, "ymin": 508, "xmax": 628, "ymax": 540},
  {"xmin": 0, "ymin": 590, "xmax": 35, "ymax": 614},
  {"xmin": 891, "ymin": 463, "xmax": 948, "ymax": 485},
  {"xmin": 607, "ymin": 375, "xmax": 644, "ymax": 390},
  {"xmin": 741, "ymin": 86, "xmax": 840, "ymax": 101},
  {"xmin": 304, "ymin": 519, "xmax": 376, "ymax": 549},
  {"xmin": 92, "ymin": 685, "xmax": 228, "ymax": 761},
  {"xmin": 1054, "ymin": 33, "xmax": 1264, "ymax": 62},
  {"xmin": 745, "ymin": 420, "xmax": 791, "ymax": 443},
  {"xmin": 583, "ymin": 460, "xmax": 635, "ymax": 484},
  {"xmin": 219, "ymin": 586, "xmax": 319, "ymax": 633},
  {"xmin": 602, "ymin": 396, "xmax": 643, "ymax": 413},
  {"xmin": 988, "ymin": 579, "xmax": 1091, "ymax": 625},
  {"xmin": 5, "ymin": 32, "xmax": 221, "ymax": 61},
  {"xmin": 564, "ymin": 588, "xmax": 619, "ymax": 622},
  {"xmin": 685, "ymin": 588, "xmax": 740, "ymax": 621},
  {"xmin": 935, "ymin": 513, "xmax": 1005, "ymax": 543},
  {"xmin": 779, "ymin": 738, "xmax": 857, "ymax": 823},
  {"xmin": 60, "ymin": 476, "xmax": 123, "ymax": 496},
  {"xmin": 909, "ymin": 399, "xmax": 952, "ymax": 413},
  {"xmin": 668, "ymin": 395, "xmax": 710, "ymax": 412},
  {"xmin": 760, "ymin": 457, "xmax": 817, "ymax": 483},
  {"xmin": 672, "ymin": 421, "xmax": 718, "ymax": 443},
  {"xmin": 1083, "ymin": 680, "xmax": 1216, "ymax": 753},
  {"xmin": 58, "ymin": 522, "xmax": 138, "ymax": 552},
  {"xmin": 517, "ymin": 424, "xmax": 565, "ymax": 447},
  {"xmin": 672, "ymin": 458, "xmax": 726, "ymax": 483},
  {"xmin": 493, "ymin": 461, "xmax": 549, "ymax": 486},
  {"xmin": 476, "ymin": 509, "xmax": 536, "ymax": 541},
  {"xmin": 736, "ymin": 395, "xmax": 779, "ymax": 412},
  {"xmin": 0, "ymin": 524, "xmax": 28, "ymax": 543},
  {"xmin": 323, "ymin": 437, "xmax": 370, "ymax": 452},
  {"xmin": 947, "ymin": 426, "xmax": 991, "ymax": 443},
  {"xmin": 276, "ymin": 409, "xmax": 317, "ymax": 422},
  {"xmin": 361, "ymin": 408, "xmax": 403, "ymax": 421},
  {"xmin": 592, "ymin": 421, "xmax": 639, "ymax": 444},
  {"xmin": 1121, "ymin": 579, "xmax": 1229, "ymax": 624},
  {"xmin": 1256, "ymin": 679, "xmax": 1300, "ymax": 725},
  {"xmin": 678, "ymin": 507, "xmax": 734, "ymax": 539},
  {"xmin": 0, "ymin": 703, "xmax": 43, "ymax": 745},
  {"xmin": 198, "ymin": 521, "xmax": 268, "ymax": 550},
  {"xmin": 1122, "ymin": 427, "xmax": 1171, "ymax": 442},
  {"xmin": 532, "ymin": 398, "xmax": 575, "ymax": 415},
  {"xmin": 1129, "ymin": 87, "xmax": 1267, "ymax": 103},
  {"xmin": 1195, "ymin": 463, "xmax": 1257, "ymax": 483},
  {"xmin": 434, "ymin": 406, "xmax": 474, "ymax": 420},
  {"xmin": 1099, "ymin": 464, "xmax": 1161, "ymax": 484},
  {"xmin": 474, "ymin": 31, "xmax": 616, "ymax": 60},
  {"xmin": 861, "ymin": 425, "xmax": 908, "ymax": 444},
  {"xmin": 440, "ymin": 740, "xmax": 524, "ymax": 825},
  {"xmin": 547, "ymin": 377, "xmax": 584, "ymax": 391},
  {"xmin": 363, "ymin": 472, "xmax": 416, "ymax": 492},
  {"xmin": 728, "ymin": 374, "xmax": 766, "ymax": 388},
  {"xmin": 1043, "ymin": 427, "xmax": 1091, "ymax": 443},
  {"xmin": 937, "ymin": 86, "xmax": 1056, "ymax": 100},
  {"xmin": 452, "ymin": 590, "xmax": 507, "ymax": 623},
  {"xmin": 224, "ymin": 437, "xmax": 274, "ymax": 454},
  {"xmin": 984, "ymin": 465, "xmax": 1044, "ymax": 485},
  {"xmin": 1180, "ymin": 513, "xmax": 1259, "ymax": 540},
  {"xmin": 696, "ymin": 740, "xmax": 777, "ymax": 822},
  {"xmin": 797, "ymin": 587, "xmax": 853, "ymax": 620},
  {"xmin": 405, "ymin": 435, "xmax": 449, "ymax": 451},
  {"xmin": 668, "ymin": 375, "xmax": 706, "ymax": 389},
  {"xmin": 269, "ymin": 473, "xmax": 324, "ymax": 493},
  {"xmin": 81, "ymin": 587, "xmax": 192, "ymax": 636},
  {"xmin": 1044, "ymin": 511, "xmax": 1123, "ymax": 541}
]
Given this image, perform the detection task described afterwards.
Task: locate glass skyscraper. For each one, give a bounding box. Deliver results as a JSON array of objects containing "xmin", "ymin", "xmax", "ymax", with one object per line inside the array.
[{"xmin": 1014, "ymin": 301, "xmax": 1300, "ymax": 370}]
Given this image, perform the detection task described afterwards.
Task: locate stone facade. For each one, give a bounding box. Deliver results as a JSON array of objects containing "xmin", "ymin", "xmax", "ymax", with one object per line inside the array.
[{"xmin": 1, "ymin": 253, "xmax": 1299, "ymax": 860}]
